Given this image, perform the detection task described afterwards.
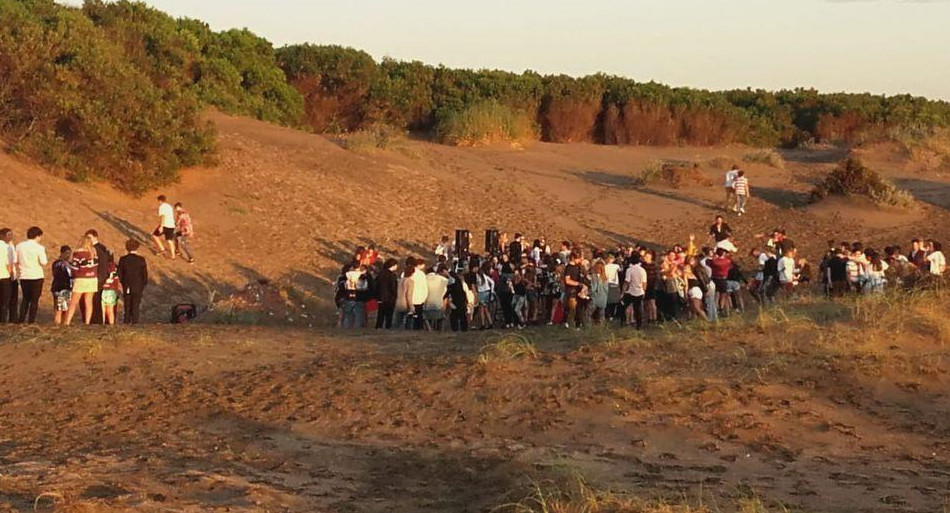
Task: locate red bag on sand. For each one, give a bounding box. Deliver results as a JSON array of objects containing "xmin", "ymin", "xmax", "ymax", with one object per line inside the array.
[{"xmin": 552, "ymin": 303, "xmax": 565, "ymax": 324}]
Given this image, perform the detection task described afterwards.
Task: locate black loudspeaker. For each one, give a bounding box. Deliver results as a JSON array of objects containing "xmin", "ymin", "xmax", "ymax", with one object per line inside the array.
[
  {"xmin": 485, "ymin": 229, "xmax": 500, "ymax": 255},
  {"xmin": 455, "ymin": 229, "xmax": 471, "ymax": 259}
]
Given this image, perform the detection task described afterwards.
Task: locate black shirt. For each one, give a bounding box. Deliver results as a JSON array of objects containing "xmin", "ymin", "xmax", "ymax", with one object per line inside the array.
[
  {"xmin": 828, "ymin": 256, "xmax": 848, "ymax": 281},
  {"xmin": 51, "ymin": 260, "xmax": 72, "ymax": 293},
  {"xmin": 709, "ymin": 223, "xmax": 732, "ymax": 242},
  {"xmin": 564, "ymin": 264, "xmax": 582, "ymax": 297}
]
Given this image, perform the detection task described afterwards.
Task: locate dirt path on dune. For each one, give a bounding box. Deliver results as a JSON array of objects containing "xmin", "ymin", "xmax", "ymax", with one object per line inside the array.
[{"xmin": 1, "ymin": 319, "xmax": 948, "ymax": 512}]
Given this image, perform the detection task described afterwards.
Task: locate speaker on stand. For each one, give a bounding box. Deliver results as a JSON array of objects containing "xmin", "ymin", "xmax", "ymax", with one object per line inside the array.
[{"xmin": 485, "ymin": 229, "xmax": 500, "ymax": 256}]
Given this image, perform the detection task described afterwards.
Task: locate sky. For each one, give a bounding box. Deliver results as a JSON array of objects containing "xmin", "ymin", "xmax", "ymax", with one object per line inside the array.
[{"xmin": 132, "ymin": 0, "xmax": 950, "ymax": 100}]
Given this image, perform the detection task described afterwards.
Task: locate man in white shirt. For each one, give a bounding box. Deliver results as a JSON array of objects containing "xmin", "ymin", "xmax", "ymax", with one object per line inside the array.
[
  {"xmin": 724, "ymin": 165, "xmax": 740, "ymax": 210},
  {"xmin": 621, "ymin": 254, "xmax": 648, "ymax": 330},
  {"xmin": 777, "ymin": 248, "xmax": 797, "ymax": 294},
  {"xmin": 15, "ymin": 226, "xmax": 48, "ymax": 324},
  {"xmin": 407, "ymin": 259, "xmax": 429, "ymax": 330},
  {"xmin": 152, "ymin": 194, "xmax": 178, "ymax": 259},
  {"xmin": 0, "ymin": 228, "xmax": 16, "ymax": 323},
  {"xmin": 927, "ymin": 241, "xmax": 946, "ymax": 276}
]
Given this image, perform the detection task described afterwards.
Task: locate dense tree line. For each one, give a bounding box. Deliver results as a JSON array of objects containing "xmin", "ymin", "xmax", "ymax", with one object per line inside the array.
[{"xmin": 1, "ymin": 0, "xmax": 948, "ymax": 192}]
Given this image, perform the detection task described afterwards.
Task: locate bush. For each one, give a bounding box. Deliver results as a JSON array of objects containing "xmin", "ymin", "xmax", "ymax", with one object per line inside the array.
[
  {"xmin": 342, "ymin": 125, "xmax": 406, "ymax": 152},
  {"xmin": 635, "ymin": 161, "xmax": 711, "ymax": 188},
  {"xmin": 0, "ymin": 0, "xmax": 214, "ymax": 194},
  {"xmin": 811, "ymin": 157, "xmax": 914, "ymax": 208},
  {"xmin": 435, "ymin": 100, "xmax": 536, "ymax": 146},
  {"xmin": 743, "ymin": 149, "xmax": 786, "ymax": 169}
]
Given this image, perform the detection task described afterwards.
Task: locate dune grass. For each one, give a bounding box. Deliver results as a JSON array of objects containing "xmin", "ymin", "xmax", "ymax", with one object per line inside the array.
[{"xmin": 742, "ymin": 150, "xmax": 785, "ymax": 169}]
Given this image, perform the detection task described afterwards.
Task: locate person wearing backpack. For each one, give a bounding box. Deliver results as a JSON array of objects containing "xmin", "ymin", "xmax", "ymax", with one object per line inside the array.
[
  {"xmin": 342, "ymin": 264, "xmax": 366, "ymax": 329},
  {"xmin": 761, "ymin": 248, "xmax": 780, "ymax": 302}
]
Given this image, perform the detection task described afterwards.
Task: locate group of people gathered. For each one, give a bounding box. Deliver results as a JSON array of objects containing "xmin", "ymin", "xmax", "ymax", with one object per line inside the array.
[
  {"xmin": 0, "ymin": 195, "xmax": 195, "ymax": 325},
  {"xmin": 334, "ymin": 217, "xmax": 948, "ymax": 332}
]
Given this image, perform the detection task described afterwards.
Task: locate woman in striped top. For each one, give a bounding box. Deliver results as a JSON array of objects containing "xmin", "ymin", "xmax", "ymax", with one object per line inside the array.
[{"xmin": 65, "ymin": 234, "xmax": 99, "ymax": 325}]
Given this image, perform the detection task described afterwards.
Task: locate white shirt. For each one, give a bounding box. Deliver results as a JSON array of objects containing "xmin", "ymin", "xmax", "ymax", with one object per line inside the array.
[
  {"xmin": 756, "ymin": 253, "xmax": 770, "ymax": 281},
  {"xmin": 425, "ymin": 273, "xmax": 449, "ymax": 310},
  {"xmin": 410, "ymin": 269, "xmax": 428, "ymax": 306},
  {"xmin": 15, "ymin": 239, "xmax": 48, "ymax": 280},
  {"xmin": 716, "ymin": 239, "xmax": 738, "ymax": 254},
  {"xmin": 777, "ymin": 256, "xmax": 795, "ymax": 284},
  {"xmin": 159, "ymin": 202, "xmax": 176, "ymax": 229},
  {"xmin": 605, "ymin": 263, "xmax": 621, "ymax": 286},
  {"xmin": 0, "ymin": 240, "xmax": 12, "ymax": 280},
  {"xmin": 622, "ymin": 264, "xmax": 648, "ymax": 297},
  {"xmin": 725, "ymin": 170, "xmax": 739, "ymax": 188},
  {"xmin": 476, "ymin": 274, "xmax": 494, "ymax": 293},
  {"xmin": 928, "ymin": 251, "xmax": 946, "ymax": 275}
]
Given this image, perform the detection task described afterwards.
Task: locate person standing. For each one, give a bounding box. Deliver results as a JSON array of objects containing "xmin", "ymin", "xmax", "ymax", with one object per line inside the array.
[
  {"xmin": 927, "ymin": 241, "xmax": 946, "ymax": 276},
  {"xmin": 709, "ymin": 215, "xmax": 732, "ymax": 244},
  {"xmin": 117, "ymin": 239, "xmax": 148, "ymax": 324},
  {"xmin": 446, "ymin": 270, "xmax": 470, "ymax": 332},
  {"xmin": 86, "ymin": 230, "xmax": 112, "ymax": 324},
  {"xmin": 562, "ymin": 252, "xmax": 583, "ymax": 329},
  {"xmin": 100, "ymin": 261, "xmax": 122, "ymax": 325},
  {"xmin": 15, "ymin": 227, "xmax": 48, "ymax": 324},
  {"xmin": 424, "ymin": 265, "xmax": 450, "ymax": 331},
  {"xmin": 724, "ymin": 165, "xmax": 740, "ymax": 211},
  {"xmin": 64, "ymin": 235, "xmax": 99, "ymax": 325},
  {"xmin": 0, "ymin": 228, "xmax": 16, "ymax": 323},
  {"xmin": 375, "ymin": 258, "xmax": 399, "ymax": 329},
  {"xmin": 174, "ymin": 202, "xmax": 196, "ymax": 264},
  {"xmin": 777, "ymin": 247, "xmax": 797, "ymax": 296},
  {"xmin": 733, "ymin": 171, "xmax": 751, "ymax": 216},
  {"xmin": 407, "ymin": 258, "xmax": 429, "ymax": 330},
  {"xmin": 588, "ymin": 260, "xmax": 609, "ymax": 324},
  {"xmin": 51, "ymin": 246, "xmax": 73, "ymax": 325},
  {"xmin": 621, "ymin": 254, "xmax": 647, "ymax": 329},
  {"xmin": 151, "ymin": 195, "xmax": 177, "ymax": 259}
]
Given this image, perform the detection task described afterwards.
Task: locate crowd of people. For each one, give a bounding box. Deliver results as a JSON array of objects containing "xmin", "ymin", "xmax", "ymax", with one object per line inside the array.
[
  {"xmin": 332, "ymin": 166, "xmax": 946, "ymax": 332},
  {"xmin": 0, "ymin": 195, "xmax": 195, "ymax": 325},
  {"xmin": 334, "ymin": 225, "xmax": 948, "ymax": 333}
]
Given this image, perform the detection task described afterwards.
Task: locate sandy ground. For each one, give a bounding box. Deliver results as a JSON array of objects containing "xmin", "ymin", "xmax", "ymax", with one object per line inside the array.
[
  {"xmin": 2, "ymin": 112, "xmax": 950, "ymax": 323},
  {"xmin": 2, "ymin": 113, "xmax": 950, "ymax": 512},
  {"xmin": 1, "ymin": 308, "xmax": 949, "ymax": 513}
]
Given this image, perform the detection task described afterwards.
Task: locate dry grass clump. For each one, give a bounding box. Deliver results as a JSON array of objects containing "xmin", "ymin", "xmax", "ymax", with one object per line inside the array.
[
  {"xmin": 636, "ymin": 161, "xmax": 712, "ymax": 189},
  {"xmin": 478, "ymin": 333, "xmax": 539, "ymax": 363},
  {"xmin": 898, "ymin": 128, "xmax": 950, "ymax": 172},
  {"xmin": 498, "ymin": 475, "xmax": 780, "ymax": 513},
  {"xmin": 742, "ymin": 149, "xmax": 785, "ymax": 169},
  {"xmin": 811, "ymin": 157, "xmax": 915, "ymax": 208},
  {"xmin": 343, "ymin": 124, "xmax": 408, "ymax": 152},
  {"xmin": 437, "ymin": 100, "xmax": 537, "ymax": 146}
]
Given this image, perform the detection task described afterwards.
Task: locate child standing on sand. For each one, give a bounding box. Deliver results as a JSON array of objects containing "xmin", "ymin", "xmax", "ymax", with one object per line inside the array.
[{"xmin": 101, "ymin": 261, "xmax": 122, "ymax": 325}]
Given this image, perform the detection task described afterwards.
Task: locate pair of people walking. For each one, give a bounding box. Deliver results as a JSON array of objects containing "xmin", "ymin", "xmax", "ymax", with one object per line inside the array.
[{"xmin": 151, "ymin": 195, "xmax": 195, "ymax": 263}]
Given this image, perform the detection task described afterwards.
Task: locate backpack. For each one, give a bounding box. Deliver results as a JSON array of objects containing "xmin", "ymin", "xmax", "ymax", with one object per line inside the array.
[
  {"xmin": 763, "ymin": 257, "xmax": 779, "ymax": 279},
  {"xmin": 170, "ymin": 303, "xmax": 198, "ymax": 324}
]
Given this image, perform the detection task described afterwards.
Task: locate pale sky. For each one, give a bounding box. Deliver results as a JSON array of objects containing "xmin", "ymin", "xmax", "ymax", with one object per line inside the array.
[{"xmin": 135, "ymin": 0, "xmax": 950, "ymax": 100}]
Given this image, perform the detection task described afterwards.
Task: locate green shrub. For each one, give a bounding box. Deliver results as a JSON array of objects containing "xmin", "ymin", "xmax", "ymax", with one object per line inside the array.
[
  {"xmin": 811, "ymin": 157, "xmax": 914, "ymax": 208},
  {"xmin": 0, "ymin": 0, "xmax": 214, "ymax": 194},
  {"xmin": 435, "ymin": 100, "xmax": 536, "ymax": 146}
]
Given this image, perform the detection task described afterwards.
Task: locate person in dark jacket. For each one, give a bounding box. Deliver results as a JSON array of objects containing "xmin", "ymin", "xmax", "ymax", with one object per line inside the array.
[
  {"xmin": 117, "ymin": 239, "xmax": 148, "ymax": 324},
  {"xmin": 84, "ymin": 230, "xmax": 113, "ymax": 324},
  {"xmin": 375, "ymin": 258, "xmax": 399, "ymax": 329},
  {"xmin": 446, "ymin": 271, "xmax": 470, "ymax": 332}
]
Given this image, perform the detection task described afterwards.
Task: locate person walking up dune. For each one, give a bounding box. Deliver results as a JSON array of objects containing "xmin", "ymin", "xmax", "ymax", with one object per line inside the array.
[
  {"xmin": 175, "ymin": 202, "xmax": 195, "ymax": 264},
  {"xmin": 733, "ymin": 171, "xmax": 751, "ymax": 216},
  {"xmin": 724, "ymin": 165, "xmax": 740, "ymax": 211},
  {"xmin": 152, "ymin": 195, "xmax": 177, "ymax": 259}
]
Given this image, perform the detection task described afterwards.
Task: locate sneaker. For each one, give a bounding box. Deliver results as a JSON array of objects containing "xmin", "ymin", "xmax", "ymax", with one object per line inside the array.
[{"xmin": 563, "ymin": 323, "xmax": 570, "ymax": 329}]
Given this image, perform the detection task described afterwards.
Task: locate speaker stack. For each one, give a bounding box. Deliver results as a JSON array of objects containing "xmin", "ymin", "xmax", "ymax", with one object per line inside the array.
[
  {"xmin": 485, "ymin": 229, "xmax": 500, "ymax": 255},
  {"xmin": 455, "ymin": 229, "xmax": 471, "ymax": 260}
]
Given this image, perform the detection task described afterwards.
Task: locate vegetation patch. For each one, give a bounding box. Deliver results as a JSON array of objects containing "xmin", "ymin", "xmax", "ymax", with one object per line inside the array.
[
  {"xmin": 343, "ymin": 124, "xmax": 408, "ymax": 152},
  {"xmin": 436, "ymin": 101, "xmax": 537, "ymax": 146},
  {"xmin": 477, "ymin": 334, "xmax": 539, "ymax": 364},
  {"xmin": 811, "ymin": 157, "xmax": 915, "ymax": 208},
  {"xmin": 743, "ymin": 149, "xmax": 786, "ymax": 169},
  {"xmin": 635, "ymin": 161, "xmax": 713, "ymax": 189}
]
